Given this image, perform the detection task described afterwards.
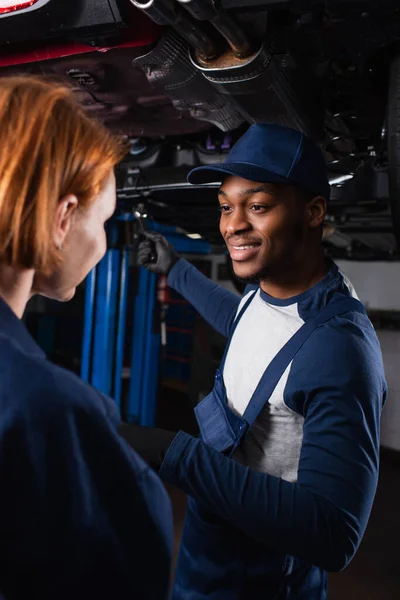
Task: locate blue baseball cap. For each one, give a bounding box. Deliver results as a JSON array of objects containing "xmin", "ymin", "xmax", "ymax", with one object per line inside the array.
[{"xmin": 188, "ymin": 123, "xmax": 330, "ymax": 200}]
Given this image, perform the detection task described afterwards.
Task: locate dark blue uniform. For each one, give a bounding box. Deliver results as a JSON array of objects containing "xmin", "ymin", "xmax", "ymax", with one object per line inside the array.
[
  {"xmin": 0, "ymin": 297, "xmax": 172, "ymax": 599},
  {"xmin": 160, "ymin": 258, "xmax": 386, "ymax": 600}
]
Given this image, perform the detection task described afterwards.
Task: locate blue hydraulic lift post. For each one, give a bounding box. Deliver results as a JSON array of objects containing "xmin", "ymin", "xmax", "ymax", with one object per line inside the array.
[
  {"xmin": 91, "ymin": 252, "xmax": 112, "ymax": 394},
  {"xmin": 139, "ymin": 269, "xmax": 160, "ymax": 426},
  {"xmin": 91, "ymin": 249, "xmax": 120, "ymax": 396},
  {"xmin": 113, "ymin": 248, "xmax": 130, "ymax": 412},
  {"xmin": 82, "ymin": 215, "xmax": 211, "ymax": 424},
  {"xmin": 127, "ymin": 266, "xmax": 157, "ymax": 424},
  {"xmin": 126, "ymin": 221, "xmax": 211, "ymax": 426},
  {"xmin": 81, "ymin": 266, "xmax": 97, "ymax": 383},
  {"xmin": 106, "ymin": 249, "xmax": 120, "ymax": 395}
]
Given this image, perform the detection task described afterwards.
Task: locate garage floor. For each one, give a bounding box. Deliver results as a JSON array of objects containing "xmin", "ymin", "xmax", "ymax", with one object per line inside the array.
[{"xmin": 329, "ymin": 451, "xmax": 400, "ymax": 599}]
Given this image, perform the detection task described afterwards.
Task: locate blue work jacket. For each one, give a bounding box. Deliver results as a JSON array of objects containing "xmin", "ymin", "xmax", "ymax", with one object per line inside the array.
[
  {"xmin": 160, "ymin": 258, "xmax": 386, "ymax": 600},
  {"xmin": 0, "ymin": 296, "xmax": 172, "ymax": 599}
]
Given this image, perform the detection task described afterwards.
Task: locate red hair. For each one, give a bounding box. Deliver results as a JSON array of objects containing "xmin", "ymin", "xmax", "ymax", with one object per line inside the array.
[{"xmin": 0, "ymin": 75, "xmax": 126, "ymax": 273}]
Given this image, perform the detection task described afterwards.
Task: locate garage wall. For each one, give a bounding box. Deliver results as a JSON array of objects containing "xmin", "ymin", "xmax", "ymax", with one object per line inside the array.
[
  {"xmin": 338, "ymin": 261, "xmax": 400, "ymax": 452},
  {"xmin": 336, "ymin": 261, "xmax": 400, "ymax": 311}
]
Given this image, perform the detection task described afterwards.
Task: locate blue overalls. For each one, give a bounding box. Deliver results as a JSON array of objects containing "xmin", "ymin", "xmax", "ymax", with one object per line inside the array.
[{"xmin": 172, "ymin": 293, "xmax": 365, "ymax": 600}]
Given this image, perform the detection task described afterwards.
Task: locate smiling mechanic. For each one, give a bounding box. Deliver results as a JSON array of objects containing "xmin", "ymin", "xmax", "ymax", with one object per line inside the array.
[{"xmin": 121, "ymin": 123, "xmax": 387, "ymax": 600}]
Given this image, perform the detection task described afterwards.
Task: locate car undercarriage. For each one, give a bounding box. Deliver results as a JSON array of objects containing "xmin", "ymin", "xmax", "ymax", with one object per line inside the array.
[{"xmin": 0, "ymin": 0, "xmax": 400, "ymax": 260}]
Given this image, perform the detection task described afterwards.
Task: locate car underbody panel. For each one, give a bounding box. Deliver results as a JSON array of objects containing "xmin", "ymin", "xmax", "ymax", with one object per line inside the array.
[{"xmin": 0, "ymin": 0, "xmax": 399, "ymax": 259}]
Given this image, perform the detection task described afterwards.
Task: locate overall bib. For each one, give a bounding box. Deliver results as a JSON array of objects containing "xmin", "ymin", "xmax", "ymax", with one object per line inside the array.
[{"xmin": 172, "ymin": 293, "xmax": 365, "ymax": 600}]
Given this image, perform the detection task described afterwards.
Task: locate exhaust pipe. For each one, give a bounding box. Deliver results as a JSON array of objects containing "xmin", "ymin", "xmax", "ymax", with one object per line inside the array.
[
  {"xmin": 176, "ymin": 0, "xmax": 253, "ymax": 59},
  {"xmin": 130, "ymin": 0, "xmax": 222, "ymax": 60},
  {"xmin": 133, "ymin": 29, "xmax": 244, "ymax": 132}
]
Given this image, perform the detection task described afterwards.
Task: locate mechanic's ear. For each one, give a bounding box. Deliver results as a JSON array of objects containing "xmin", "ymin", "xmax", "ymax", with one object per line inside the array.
[
  {"xmin": 53, "ymin": 194, "xmax": 79, "ymax": 249},
  {"xmin": 308, "ymin": 195, "xmax": 326, "ymax": 229}
]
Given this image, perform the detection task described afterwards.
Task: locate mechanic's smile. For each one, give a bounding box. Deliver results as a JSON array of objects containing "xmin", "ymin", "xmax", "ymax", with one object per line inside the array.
[{"xmin": 227, "ymin": 240, "xmax": 262, "ymax": 261}]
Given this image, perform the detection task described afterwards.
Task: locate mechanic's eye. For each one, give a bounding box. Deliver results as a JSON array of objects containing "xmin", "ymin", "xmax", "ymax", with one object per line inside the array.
[{"xmin": 251, "ymin": 205, "xmax": 269, "ymax": 212}]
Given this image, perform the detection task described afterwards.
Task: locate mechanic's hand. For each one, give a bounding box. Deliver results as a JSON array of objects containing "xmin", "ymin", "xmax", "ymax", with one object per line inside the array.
[
  {"xmin": 137, "ymin": 231, "xmax": 180, "ymax": 275},
  {"xmin": 119, "ymin": 423, "xmax": 177, "ymax": 472}
]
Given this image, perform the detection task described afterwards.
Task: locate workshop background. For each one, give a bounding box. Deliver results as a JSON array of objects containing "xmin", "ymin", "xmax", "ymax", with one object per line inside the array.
[
  {"xmin": 24, "ymin": 250, "xmax": 400, "ymax": 600},
  {"xmin": 1, "ymin": 0, "xmax": 399, "ymax": 598}
]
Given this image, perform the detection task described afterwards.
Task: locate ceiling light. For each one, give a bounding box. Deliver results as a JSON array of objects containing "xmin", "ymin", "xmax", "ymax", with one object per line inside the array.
[
  {"xmin": 329, "ymin": 174, "xmax": 354, "ymax": 185},
  {"xmin": 0, "ymin": 1, "xmax": 39, "ymax": 15}
]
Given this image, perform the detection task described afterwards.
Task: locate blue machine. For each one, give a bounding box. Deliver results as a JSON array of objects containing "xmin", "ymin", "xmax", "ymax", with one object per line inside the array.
[{"xmin": 81, "ymin": 217, "xmax": 210, "ymax": 426}]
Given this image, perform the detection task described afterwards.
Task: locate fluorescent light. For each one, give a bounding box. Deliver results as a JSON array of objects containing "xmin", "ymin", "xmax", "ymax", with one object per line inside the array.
[
  {"xmin": 329, "ymin": 174, "xmax": 354, "ymax": 185},
  {"xmin": 187, "ymin": 233, "xmax": 202, "ymax": 239}
]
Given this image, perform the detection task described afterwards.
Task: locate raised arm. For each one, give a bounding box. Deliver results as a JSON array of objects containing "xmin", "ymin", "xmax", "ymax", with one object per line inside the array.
[{"xmin": 168, "ymin": 258, "xmax": 242, "ymax": 337}]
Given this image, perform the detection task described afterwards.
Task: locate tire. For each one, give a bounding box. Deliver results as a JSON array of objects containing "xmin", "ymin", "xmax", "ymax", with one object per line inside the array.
[{"xmin": 388, "ymin": 54, "xmax": 400, "ymax": 250}]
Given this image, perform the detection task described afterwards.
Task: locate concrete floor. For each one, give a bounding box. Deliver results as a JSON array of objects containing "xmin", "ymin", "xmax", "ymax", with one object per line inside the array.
[
  {"xmin": 166, "ymin": 452, "xmax": 400, "ymax": 599},
  {"xmin": 329, "ymin": 451, "xmax": 400, "ymax": 599}
]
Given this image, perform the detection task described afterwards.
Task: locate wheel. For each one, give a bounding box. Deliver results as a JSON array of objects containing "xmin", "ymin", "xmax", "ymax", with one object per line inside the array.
[{"xmin": 388, "ymin": 54, "xmax": 400, "ymax": 250}]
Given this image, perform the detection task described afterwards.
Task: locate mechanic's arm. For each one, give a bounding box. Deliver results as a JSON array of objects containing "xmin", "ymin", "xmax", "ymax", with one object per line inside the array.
[
  {"xmin": 138, "ymin": 232, "xmax": 241, "ymax": 337},
  {"xmin": 0, "ymin": 397, "xmax": 173, "ymax": 599},
  {"xmin": 122, "ymin": 323, "xmax": 385, "ymax": 572}
]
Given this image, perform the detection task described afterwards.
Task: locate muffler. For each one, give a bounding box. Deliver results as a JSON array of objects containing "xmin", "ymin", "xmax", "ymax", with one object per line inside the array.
[
  {"xmin": 132, "ymin": 0, "xmax": 324, "ymax": 138},
  {"xmin": 133, "ymin": 29, "xmax": 244, "ymax": 131},
  {"xmin": 188, "ymin": 34, "xmax": 325, "ymax": 139}
]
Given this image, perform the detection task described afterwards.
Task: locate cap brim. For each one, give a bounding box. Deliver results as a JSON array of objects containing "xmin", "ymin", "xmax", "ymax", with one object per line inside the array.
[{"xmin": 187, "ymin": 162, "xmax": 291, "ymax": 186}]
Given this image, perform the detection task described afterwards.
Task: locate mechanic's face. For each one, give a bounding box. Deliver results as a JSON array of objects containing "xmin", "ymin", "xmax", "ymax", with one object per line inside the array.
[
  {"xmin": 219, "ymin": 176, "xmax": 320, "ymax": 284},
  {"xmin": 34, "ymin": 171, "xmax": 116, "ymax": 301}
]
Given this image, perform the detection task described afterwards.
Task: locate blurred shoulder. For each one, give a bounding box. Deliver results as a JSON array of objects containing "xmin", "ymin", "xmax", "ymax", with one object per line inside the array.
[{"xmin": 0, "ymin": 334, "xmax": 119, "ymax": 426}]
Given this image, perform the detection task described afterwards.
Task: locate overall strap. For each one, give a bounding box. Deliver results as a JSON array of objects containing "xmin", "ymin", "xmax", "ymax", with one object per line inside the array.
[
  {"xmin": 243, "ymin": 297, "xmax": 366, "ymax": 427},
  {"xmin": 220, "ymin": 290, "xmax": 257, "ymax": 371}
]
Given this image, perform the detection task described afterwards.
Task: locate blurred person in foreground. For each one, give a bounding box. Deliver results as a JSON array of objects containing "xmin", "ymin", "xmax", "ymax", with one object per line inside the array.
[{"xmin": 0, "ymin": 74, "xmax": 172, "ymax": 600}]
